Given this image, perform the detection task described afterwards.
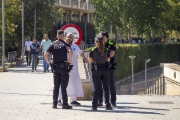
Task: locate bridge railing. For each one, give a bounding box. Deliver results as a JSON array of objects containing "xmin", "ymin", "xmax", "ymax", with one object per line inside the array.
[
  {"xmin": 78, "ymin": 44, "xmax": 95, "ymax": 50},
  {"xmin": 119, "ymin": 76, "xmax": 165, "ymax": 95}
]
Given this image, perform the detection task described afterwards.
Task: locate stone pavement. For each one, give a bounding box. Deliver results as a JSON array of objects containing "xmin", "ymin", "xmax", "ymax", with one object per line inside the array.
[{"xmin": 0, "ymin": 60, "xmax": 180, "ymax": 120}]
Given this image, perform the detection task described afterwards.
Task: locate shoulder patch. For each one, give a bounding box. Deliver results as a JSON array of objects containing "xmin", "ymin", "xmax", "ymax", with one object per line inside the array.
[{"xmin": 108, "ymin": 40, "xmax": 114, "ymax": 45}]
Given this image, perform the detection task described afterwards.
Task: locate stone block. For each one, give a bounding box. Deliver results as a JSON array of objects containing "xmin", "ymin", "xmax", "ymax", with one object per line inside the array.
[{"xmin": 77, "ymin": 79, "xmax": 91, "ymax": 100}]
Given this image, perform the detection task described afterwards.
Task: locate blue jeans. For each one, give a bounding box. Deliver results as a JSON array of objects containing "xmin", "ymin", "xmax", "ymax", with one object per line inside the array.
[{"xmin": 43, "ymin": 52, "xmax": 50, "ymax": 71}]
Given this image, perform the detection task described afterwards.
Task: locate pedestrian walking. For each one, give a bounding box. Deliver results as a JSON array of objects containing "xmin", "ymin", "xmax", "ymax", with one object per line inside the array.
[
  {"xmin": 24, "ymin": 36, "xmax": 33, "ymax": 66},
  {"xmin": 58, "ymin": 33, "xmax": 87, "ymax": 106},
  {"xmin": 99, "ymin": 31, "xmax": 117, "ymax": 107},
  {"xmin": 89, "ymin": 35, "xmax": 112, "ymax": 110},
  {"xmin": 41, "ymin": 34, "xmax": 52, "ymax": 72},
  {"xmin": 28, "ymin": 38, "xmax": 40, "ymax": 72},
  {"xmin": 44, "ymin": 30, "xmax": 73, "ymax": 109}
]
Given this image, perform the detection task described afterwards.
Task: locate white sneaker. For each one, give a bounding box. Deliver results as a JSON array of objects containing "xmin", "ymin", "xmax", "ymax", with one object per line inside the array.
[{"xmin": 58, "ymin": 100, "xmax": 62, "ymax": 106}]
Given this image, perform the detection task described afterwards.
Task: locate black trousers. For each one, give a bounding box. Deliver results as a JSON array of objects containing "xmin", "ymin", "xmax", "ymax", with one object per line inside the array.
[
  {"xmin": 99, "ymin": 70, "xmax": 116, "ymax": 103},
  {"xmin": 92, "ymin": 67, "xmax": 111, "ymax": 108},
  {"xmin": 53, "ymin": 66, "xmax": 69, "ymax": 106},
  {"xmin": 25, "ymin": 51, "xmax": 31, "ymax": 65}
]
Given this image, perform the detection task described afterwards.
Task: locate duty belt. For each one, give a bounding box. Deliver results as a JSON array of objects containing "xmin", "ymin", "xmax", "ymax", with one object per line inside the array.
[{"xmin": 54, "ymin": 62, "xmax": 67, "ymax": 68}]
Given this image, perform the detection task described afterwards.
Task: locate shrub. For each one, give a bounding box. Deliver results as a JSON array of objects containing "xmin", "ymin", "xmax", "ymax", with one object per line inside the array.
[{"xmin": 114, "ymin": 43, "xmax": 180, "ymax": 81}]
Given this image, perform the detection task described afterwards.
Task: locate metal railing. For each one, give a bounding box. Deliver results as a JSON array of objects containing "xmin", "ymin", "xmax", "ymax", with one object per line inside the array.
[
  {"xmin": 78, "ymin": 44, "xmax": 95, "ymax": 50},
  {"xmin": 71, "ymin": 0, "xmax": 78, "ymax": 8},
  {"xmin": 119, "ymin": 76, "xmax": 165, "ymax": 95},
  {"xmin": 55, "ymin": 0, "xmax": 94, "ymax": 11}
]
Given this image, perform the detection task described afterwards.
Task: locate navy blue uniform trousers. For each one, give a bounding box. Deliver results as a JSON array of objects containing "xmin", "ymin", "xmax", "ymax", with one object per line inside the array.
[
  {"xmin": 92, "ymin": 67, "xmax": 111, "ymax": 108},
  {"xmin": 53, "ymin": 67, "xmax": 69, "ymax": 106},
  {"xmin": 99, "ymin": 70, "xmax": 116, "ymax": 103}
]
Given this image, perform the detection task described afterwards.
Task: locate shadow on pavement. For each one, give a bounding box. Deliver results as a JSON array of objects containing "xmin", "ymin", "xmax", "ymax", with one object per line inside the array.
[
  {"xmin": 72, "ymin": 108, "xmax": 165, "ymax": 115},
  {"xmin": 0, "ymin": 92, "xmax": 52, "ymax": 96}
]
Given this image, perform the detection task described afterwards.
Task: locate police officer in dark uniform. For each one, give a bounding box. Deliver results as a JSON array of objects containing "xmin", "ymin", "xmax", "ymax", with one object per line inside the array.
[
  {"xmin": 44, "ymin": 30, "xmax": 73, "ymax": 109},
  {"xmin": 89, "ymin": 35, "xmax": 112, "ymax": 110},
  {"xmin": 98, "ymin": 31, "xmax": 117, "ymax": 107}
]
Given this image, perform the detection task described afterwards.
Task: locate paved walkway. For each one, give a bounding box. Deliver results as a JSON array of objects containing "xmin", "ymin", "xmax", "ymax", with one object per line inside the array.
[{"xmin": 0, "ymin": 60, "xmax": 180, "ymax": 120}]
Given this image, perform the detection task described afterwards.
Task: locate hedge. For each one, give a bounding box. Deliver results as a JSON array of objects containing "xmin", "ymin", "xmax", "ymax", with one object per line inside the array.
[
  {"xmin": 86, "ymin": 43, "xmax": 180, "ymax": 81},
  {"xmin": 114, "ymin": 43, "xmax": 180, "ymax": 81}
]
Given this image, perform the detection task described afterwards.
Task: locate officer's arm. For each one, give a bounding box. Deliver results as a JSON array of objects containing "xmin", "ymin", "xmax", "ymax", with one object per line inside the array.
[
  {"xmin": 88, "ymin": 49, "xmax": 93, "ymax": 62},
  {"xmin": 88, "ymin": 58, "xmax": 93, "ymax": 63},
  {"xmin": 110, "ymin": 51, "xmax": 115, "ymax": 58},
  {"xmin": 110, "ymin": 42, "xmax": 116, "ymax": 57},
  {"xmin": 44, "ymin": 52, "xmax": 50, "ymax": 63},
  {"xmin": 67, "ymin": 50, "xmax": 73, "ymax": 63},
  {"xmin": 107, "ymin": 58, "xmax": 110, "ymax": 62}
]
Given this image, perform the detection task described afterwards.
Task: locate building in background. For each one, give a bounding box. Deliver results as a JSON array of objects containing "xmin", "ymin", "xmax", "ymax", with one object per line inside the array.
[{"xmin": 55, "ymin": 0, "xmax": 95, "ymax": 24}]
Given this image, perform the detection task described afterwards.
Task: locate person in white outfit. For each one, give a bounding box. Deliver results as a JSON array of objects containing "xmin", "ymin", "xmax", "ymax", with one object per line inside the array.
[{"xmin": 58, "ymin": 33, "xmax": 87, "ymax": 106}]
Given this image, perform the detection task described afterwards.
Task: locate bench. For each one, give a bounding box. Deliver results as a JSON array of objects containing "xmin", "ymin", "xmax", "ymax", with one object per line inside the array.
[{"xmin": 15, "ymin": 57, "xmax": 24, "ymax": 66}]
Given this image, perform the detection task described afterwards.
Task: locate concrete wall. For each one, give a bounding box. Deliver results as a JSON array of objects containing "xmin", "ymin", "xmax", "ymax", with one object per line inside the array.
[
  {"xmin": 164, "ymin": 66, "xmax": 180, "ymax": 83},
  {"xmin": 165, "ymin": 77, "xmax": 180, "ymax": 95}
]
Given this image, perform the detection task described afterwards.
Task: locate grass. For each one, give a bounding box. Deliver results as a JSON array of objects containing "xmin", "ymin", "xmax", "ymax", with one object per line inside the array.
[{"xmin": 0, "ymin": 62, "xmax": 16, "ymax": 72}]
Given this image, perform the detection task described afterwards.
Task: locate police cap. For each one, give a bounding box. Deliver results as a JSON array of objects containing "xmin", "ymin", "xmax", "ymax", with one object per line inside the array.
[
  {"xmin": 95, "ymin": 35, "xmax": 103, "ymax": 42},
  {"xmin": 57, "ymin": 30, "xmax": 64, "ymax": 35}
]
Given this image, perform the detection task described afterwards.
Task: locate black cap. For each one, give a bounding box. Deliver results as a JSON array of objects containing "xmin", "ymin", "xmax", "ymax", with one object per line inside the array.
[
  {"xmin": 57, "ymin": 30, "xmax": 64, "ymax": 35},
  {"xmin": 95, "ymin": 35, "xmax": 103, "ymax": 42}
]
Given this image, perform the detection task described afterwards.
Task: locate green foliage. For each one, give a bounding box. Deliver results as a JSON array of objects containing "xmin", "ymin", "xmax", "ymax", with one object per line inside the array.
[
  {"xmin": 0, "ymin": 0, "xmax": 63, "ymax": 57},
  {"xmin": 92, "ymin": 0, "xmax": 180, "ymax": 41},
  {"xmin": 114, "ymin": 43, "xmax": 180, "ymax": 81}
]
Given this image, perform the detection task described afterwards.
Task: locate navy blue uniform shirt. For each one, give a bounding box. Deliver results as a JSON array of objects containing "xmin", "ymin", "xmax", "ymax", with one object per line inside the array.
[
  {"xmin": 105, "ymin": 40, "xmax": 116, "ymax": 62},
  {"xmin": 30, "ymin": 43, "xmax": 39, "ymax": 54},
  {"xmin": 46, "ymin": 39, "xmax": 72, "ymax": 64}
]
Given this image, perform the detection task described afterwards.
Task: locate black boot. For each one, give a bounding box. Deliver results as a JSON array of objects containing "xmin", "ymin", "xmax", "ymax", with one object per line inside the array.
[{"xmin": 62, "ymin": 105, "xmax": 72, "ymax": 109}]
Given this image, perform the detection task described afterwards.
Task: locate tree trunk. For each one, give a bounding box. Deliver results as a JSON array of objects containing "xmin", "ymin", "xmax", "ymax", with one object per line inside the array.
[
  {"xmin": 128, "ymin": 25, "xmax": 132, "ymax": 43},
  {"xmin": 170, "ymin": 31, "xmax": 172, "ymax": 41},
  {"xmin": 175, "ymin": 31, "xmax": 177, "ymax": 42},
  {"xmin": 151, "ymin": 29, "xmax": 154, "ymax": 39},
  {"xmin": 120, "ymin": 27, "xmax": 122, "ymax": 43},
  {"xmin": 16, "ymin": 34, "xmax": 22, "ymax": 58}
]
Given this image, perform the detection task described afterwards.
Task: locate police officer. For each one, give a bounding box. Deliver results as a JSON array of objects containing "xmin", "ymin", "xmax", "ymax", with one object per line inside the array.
[
  {"xmin": 44, "ymin": 30, "xmax": 73, "ymax": 109},
  {"xmin": 89, "ymin": 35, "xmax": 112, "ymax": 110},
  {"xmin": 98, "ymin": 31, "xmax": 117, "ymax": 107}
]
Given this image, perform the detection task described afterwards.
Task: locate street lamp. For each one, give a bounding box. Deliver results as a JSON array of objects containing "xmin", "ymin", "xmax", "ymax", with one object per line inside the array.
[
  {"xmin": 110, "ymin": 21, "xmax": 112, "ymax": 40},
  {"xmin": 2, "ymin": 0, "xmax": 5, "ymax": 72},
  {"xmin": 22, "ymin": 1, "xmax": 24, "ymax": 60},
  {"xmin": 145, "ymin": 59, "xmax": 151, "ymax": 91},
  {"xmin": 99, "ymin": 19, "xmax": 101, "ymax": 33},
  {"xmin": 129, "ymin": 56, "xmax": 136, "ymax": 83}
]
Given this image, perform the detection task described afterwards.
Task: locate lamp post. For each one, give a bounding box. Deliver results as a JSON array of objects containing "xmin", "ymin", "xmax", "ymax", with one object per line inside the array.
[
  {"xmin": 34, "ymin": 5, "xmax": 36, "ymax": 38},
  {"xmin": 145, "ymin": 59, "xmax": 151, "ymax": 91},
  {"xmin": 99, "ymin": 19, "xmax": 101, "ymax": 33},
  {"xmin": 129, "ymin": 56, "xmax": 136, "ymax": 83},
  {"xmin": 2, "ymin": 0, "xmax": 5, "ymax": 72},
  {"xmin": 110, "ymin": 21, "xmax": 112, "ymax": 40},
  {"xmin": 22, "ymin": 1, "xmax": 24, "ymax": 60}
]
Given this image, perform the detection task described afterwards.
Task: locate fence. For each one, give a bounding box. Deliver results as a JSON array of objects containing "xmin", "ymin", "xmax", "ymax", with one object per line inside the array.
[
  {"xmin": 78, "ymin": 44, "xmax": 95, "ymax": 50},
  {"xmin": 119, "ymin": 76, "xmax": 164, "ymax": 95}
]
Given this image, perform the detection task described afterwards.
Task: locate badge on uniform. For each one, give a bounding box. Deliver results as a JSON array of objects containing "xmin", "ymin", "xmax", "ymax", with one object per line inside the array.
[
  {"xmin": 108, "ymin": 45, "xmax": 111, "ymax": 48},
  {"xmin": 114, "ymin": 45, "xmax": 116, "ymax": 47}
]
